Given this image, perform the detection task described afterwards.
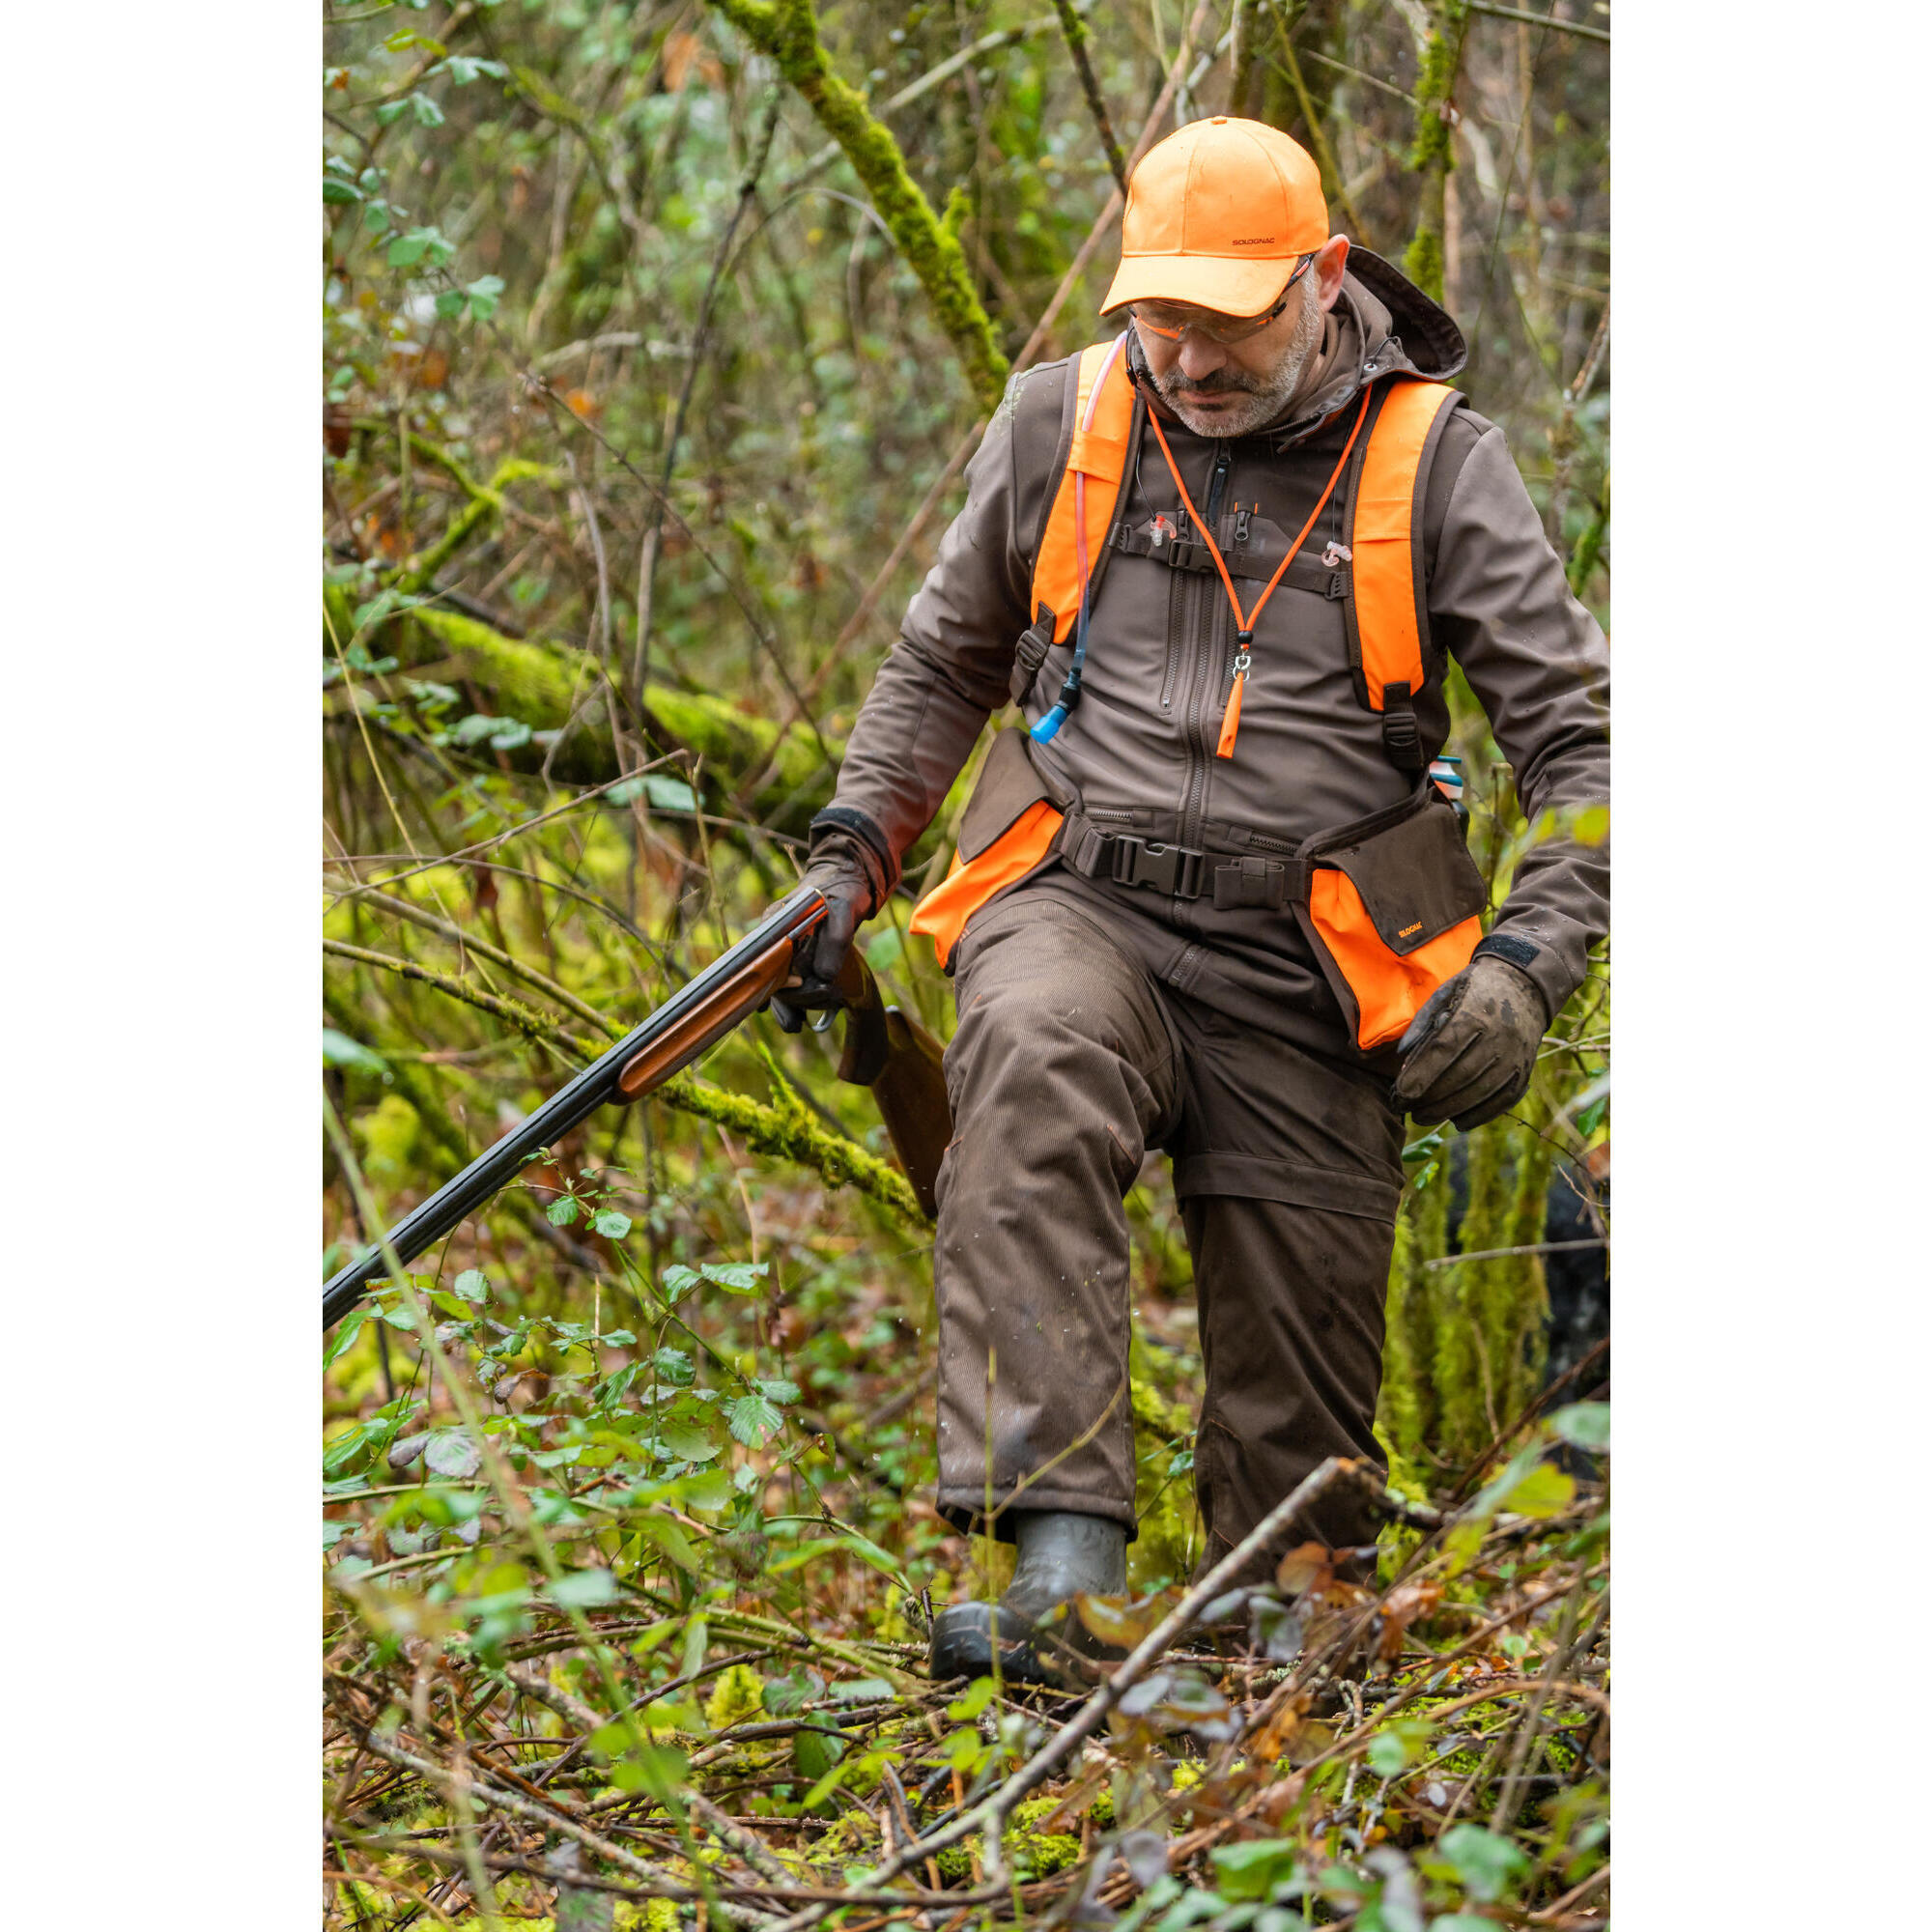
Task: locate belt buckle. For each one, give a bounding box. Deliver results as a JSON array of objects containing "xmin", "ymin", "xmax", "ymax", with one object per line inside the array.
[{"xmin": 1110, "ymin": 835, "xmax": 1202, "ymax": 898}]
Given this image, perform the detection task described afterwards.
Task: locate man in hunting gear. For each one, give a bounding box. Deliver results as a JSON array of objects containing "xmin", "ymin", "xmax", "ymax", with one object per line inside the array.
[{"xmin": 784, "ymin": 118, "xmax": 1609, "ymax": 1680}]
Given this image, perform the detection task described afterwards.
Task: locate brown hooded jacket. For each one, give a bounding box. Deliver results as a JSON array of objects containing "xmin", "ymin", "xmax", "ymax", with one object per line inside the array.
[{"xmin": 821, "ymin": 251, "xmax": 1608, "ymax": 1060}]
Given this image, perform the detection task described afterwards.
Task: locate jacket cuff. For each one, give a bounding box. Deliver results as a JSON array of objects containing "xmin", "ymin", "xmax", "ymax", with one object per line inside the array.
[
  {"xmin": 809, "ymin": 805, "xmax": 899, "ymax": 905},
  {"xmin": 1472, "ymin": 933, "xmax": 1557, "ymax": 1028}
]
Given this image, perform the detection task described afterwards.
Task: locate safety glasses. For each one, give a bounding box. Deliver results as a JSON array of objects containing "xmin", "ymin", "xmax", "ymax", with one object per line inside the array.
[{"xmin": 1129, "ymin": 254, "xmax": 1317, "ymax": 345}]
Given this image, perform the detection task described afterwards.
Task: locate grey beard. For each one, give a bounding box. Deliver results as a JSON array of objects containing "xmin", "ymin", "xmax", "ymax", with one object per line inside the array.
[{"xmin": 1151, "ymin": 287, "xmax": 1327, "ymax": 439}]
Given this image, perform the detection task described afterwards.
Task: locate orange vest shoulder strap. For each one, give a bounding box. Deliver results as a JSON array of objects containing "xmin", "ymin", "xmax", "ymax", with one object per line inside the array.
[
  {"xmin": 1345, "ymin": 378, "xmax": 1461, "ymax": 714},
  {"xmin": 1029, "ymin": 334, "xmax": 1137, "ymax": 644}
]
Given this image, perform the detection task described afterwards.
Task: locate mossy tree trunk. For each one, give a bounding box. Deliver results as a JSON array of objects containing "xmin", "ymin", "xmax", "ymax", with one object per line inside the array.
[
  {"xmin": 708, "ymin": 0, "xmax": 1009, "ymax": 414},
  {"xmin": 1404, "ymin": 0, "xmax": 1471, "ymax": 303}
]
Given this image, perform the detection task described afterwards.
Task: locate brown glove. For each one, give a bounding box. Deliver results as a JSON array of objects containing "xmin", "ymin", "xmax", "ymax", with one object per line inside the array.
[{"xmin": 1392, "ymin": 953, "xmax": 1549, "ymax": 1130}]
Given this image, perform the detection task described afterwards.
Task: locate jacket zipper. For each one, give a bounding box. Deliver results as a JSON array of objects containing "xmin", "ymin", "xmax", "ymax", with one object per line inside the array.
[
  {"xmin": 1179, "ymin": 441, "xmax": 1233, "ymax": 851},
  {"xmin": 1160, "ymin": 573, "xmax": 1185, "ymax": 712}
]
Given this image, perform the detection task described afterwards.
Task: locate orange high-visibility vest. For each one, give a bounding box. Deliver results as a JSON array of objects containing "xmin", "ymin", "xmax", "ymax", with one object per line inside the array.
[{"xmin": 910, "ymin": 346, "xmax": 1481, "ymax": 1049}]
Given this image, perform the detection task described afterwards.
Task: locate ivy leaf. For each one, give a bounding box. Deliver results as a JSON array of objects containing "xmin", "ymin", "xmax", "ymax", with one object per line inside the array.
[{"xmin": 726, "ymin": 1393, "xmax": 784, "ymax": 1449}]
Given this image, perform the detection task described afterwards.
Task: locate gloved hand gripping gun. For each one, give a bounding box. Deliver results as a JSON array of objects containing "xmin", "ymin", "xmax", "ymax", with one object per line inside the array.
[{"xmin": 321, "ymin": 881, "xmax": 950, "ymax": 1329}]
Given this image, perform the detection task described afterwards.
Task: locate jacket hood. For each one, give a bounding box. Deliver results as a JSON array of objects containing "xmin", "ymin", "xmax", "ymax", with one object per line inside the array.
[{"xmin": 1123, "ymin": 246, "xmax": 1466, "ymax": 443}]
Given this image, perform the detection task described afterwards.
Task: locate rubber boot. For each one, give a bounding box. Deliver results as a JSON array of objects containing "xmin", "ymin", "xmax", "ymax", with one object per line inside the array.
[{"xmin": 928, "ymin": 1511, "xmax": 1128, "ymax": 1685}]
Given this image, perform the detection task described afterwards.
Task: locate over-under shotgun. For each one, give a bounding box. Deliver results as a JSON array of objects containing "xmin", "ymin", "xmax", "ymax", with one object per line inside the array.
[{"xmin": 322, "ymin": 883, "xmax": 949, "ymax": 1328}]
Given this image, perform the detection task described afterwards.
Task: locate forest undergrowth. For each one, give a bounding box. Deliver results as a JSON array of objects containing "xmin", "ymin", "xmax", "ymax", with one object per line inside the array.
[{"xmin": 324, "ymin": 1, "xmax": 1608, "ymax": 1923}]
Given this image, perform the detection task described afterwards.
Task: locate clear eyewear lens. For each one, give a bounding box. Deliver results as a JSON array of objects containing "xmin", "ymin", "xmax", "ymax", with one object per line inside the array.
[{"xmin": 1132, "ymin": 257, "xmax": 1314, "ymax": 345}]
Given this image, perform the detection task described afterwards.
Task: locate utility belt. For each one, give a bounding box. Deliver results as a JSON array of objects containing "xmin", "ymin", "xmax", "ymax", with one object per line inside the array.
[
  {"xmin": 1060, "ymin": 809, "xmax": 1309, "ymax": 912},
  {"xmin": 909, "ymin": 729, "xmax": 1488, "ymax": 1052}
]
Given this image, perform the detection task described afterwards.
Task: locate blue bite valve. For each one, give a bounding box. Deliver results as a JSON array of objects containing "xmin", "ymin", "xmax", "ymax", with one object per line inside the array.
[{"xmin": 1031, "ymin": 704, "xmax": 1068, "ymax": 744}]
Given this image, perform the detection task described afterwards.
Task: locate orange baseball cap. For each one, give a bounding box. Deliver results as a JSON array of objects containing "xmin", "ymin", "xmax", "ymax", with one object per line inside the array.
[{"xmin": 1101, "ymin": 117, "xmax": 1329, "ymax": 319}]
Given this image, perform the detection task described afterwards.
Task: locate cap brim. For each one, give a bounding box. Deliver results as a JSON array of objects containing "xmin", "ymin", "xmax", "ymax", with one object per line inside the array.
[{"xmin": 1100, "ymin": 251, "xmax": 1297, "ymax": 319}]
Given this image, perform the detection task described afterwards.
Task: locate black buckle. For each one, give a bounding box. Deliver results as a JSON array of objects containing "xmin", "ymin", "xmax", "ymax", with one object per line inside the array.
[{"xmin": 1109, "ymin": 835, "xmax": 1206, "ymax": 898}]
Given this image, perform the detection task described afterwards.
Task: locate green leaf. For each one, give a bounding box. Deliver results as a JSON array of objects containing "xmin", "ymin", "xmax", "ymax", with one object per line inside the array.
[
  {"xmin": 1439, "ymin": 1824, "xmax": 1529, "ymax": 1903},
  {"xmin": 323, "ymin": 1307, "xmax": 369, "ymax": 1369},
  {"xmin": 549, "ymin": 1568, "xmax": 620, "ymax": 1609},
  {"xmin": 757, "ymin": 1377, "xmax": 800, "ymax": 1406},
  {"xmin": 610, "ymin": 1743, "xmax": 688, "ymax": 1800},
  {"xmin": 680, "ymin": 1465, "xmax": 733, "ymax": 1511},
  {"xmin": 322, "ymin": 177, "xmax": 363, "ymax": 205},
  {"xmin": 323, "ymin": 1028, "xmax": 388, "ymax": 1075},
  {"xmin": 424, "ymin": 1429, "xmax": 482, "ymax": 1480},
  {"xmin": 863, "ymin": 924, "xmax": 903, "ymax": 973},
  {"xmin": 409, "ymin": 91, "xmax": 445, "ymax": 127},
  {"xmin": 634, "ymin": 1514, "xmax": 700, "ymax": 1572},
  {"xmin": 1497, "ymin": 1461, "xmax": 1576, "ymax": 1519},
  {"xmin": 1365, "ymin": 1731, "xmax": 1408, "ymax": 1776},
  {"xmin": 726, "ymin": 1393, "xmax": 784, "ymax": 1449},
  {"xmin": 653, "ymin": 1347, "xmax": 695, "ymax": 1386},
  {"xmin": 946, "ymin": 1676, "xmax": 997, "ymax": 1721},
  {"xmin": 434, "ymin": 288, "xmax": 466, "ymax": 319},
  {"xmin": 452, "ymin": 1268, "xmax": 490, "ymax": 1302},
  {"xmin": 1549, "ymin": 1402, "xmax": 1610, "ymax": 1452},
  {"xmin": 700, "ymin": 1262, "xmax": 768, "ymax": 1295},
  {"xmin": 464, "ymin": 273, "xmax": 504, "ymax": 319},
  {"xmin": 385, "ymin": 225, "xmax": 453, "ymax": 269},
  {"xmin": 593, "ymin": 1209, "xmax": 633, "ymax": 1240},
  {"xmin": 662, "ymin": 1264, "xmax": 700, "ymax": 1302},
  {"xmin": 547, "ymin": 1196, "xmax": 582, "ymax": 1226},
  {"xmin": 643, "ymin": 773, "xmax": 698, "ymax": 811},
  {"xmin": 438, "ymin": 54, "xmax": 508, "ymax": 83},
  {"xmin": 658, "ymin": 1419, "xmax": 724, "ymax": 1463},
  {"xmin": 1208, "ymin": 1837, "xmax": 1300, "ymax": 1902}
]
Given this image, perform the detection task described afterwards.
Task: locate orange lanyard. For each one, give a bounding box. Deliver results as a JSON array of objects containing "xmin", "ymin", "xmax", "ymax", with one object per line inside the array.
[{"xmin": 1144, "ymin": 384, "xmax": 1373, "ymax": 758}]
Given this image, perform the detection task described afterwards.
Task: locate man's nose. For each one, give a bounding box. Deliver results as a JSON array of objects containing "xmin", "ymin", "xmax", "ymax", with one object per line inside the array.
[{"xmin": 1177, "ymin": 332, "xmax": 1229, "ymax": 383}]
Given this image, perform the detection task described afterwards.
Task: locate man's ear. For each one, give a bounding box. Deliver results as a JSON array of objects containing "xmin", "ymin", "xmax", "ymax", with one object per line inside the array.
[{"xmin": 1314, "ymin": 235, "xmax": 1350, "ymax": 311}]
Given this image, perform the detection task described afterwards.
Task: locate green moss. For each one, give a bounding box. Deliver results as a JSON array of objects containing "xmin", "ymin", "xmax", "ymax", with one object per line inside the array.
[
  {"xmin": 1404, "ymin": 226, "xmax": 1445, "ymax": 306},
  {"xmin": 934, "ymin": 1841, "xmax": 973, "ymax": 1882},
  {"xmin": 354, "ymin": 1093, "xmax": 421, "ymax": 1184},
  {"xmin": 703, "ymin": 1662, "xmax": 766, "ymax": 1730}
]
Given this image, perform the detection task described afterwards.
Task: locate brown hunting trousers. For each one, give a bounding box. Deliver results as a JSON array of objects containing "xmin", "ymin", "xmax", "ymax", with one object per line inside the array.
[{"xmin": 932, "ymin": 886, "xmax": 1406, "ymax": 1572}]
